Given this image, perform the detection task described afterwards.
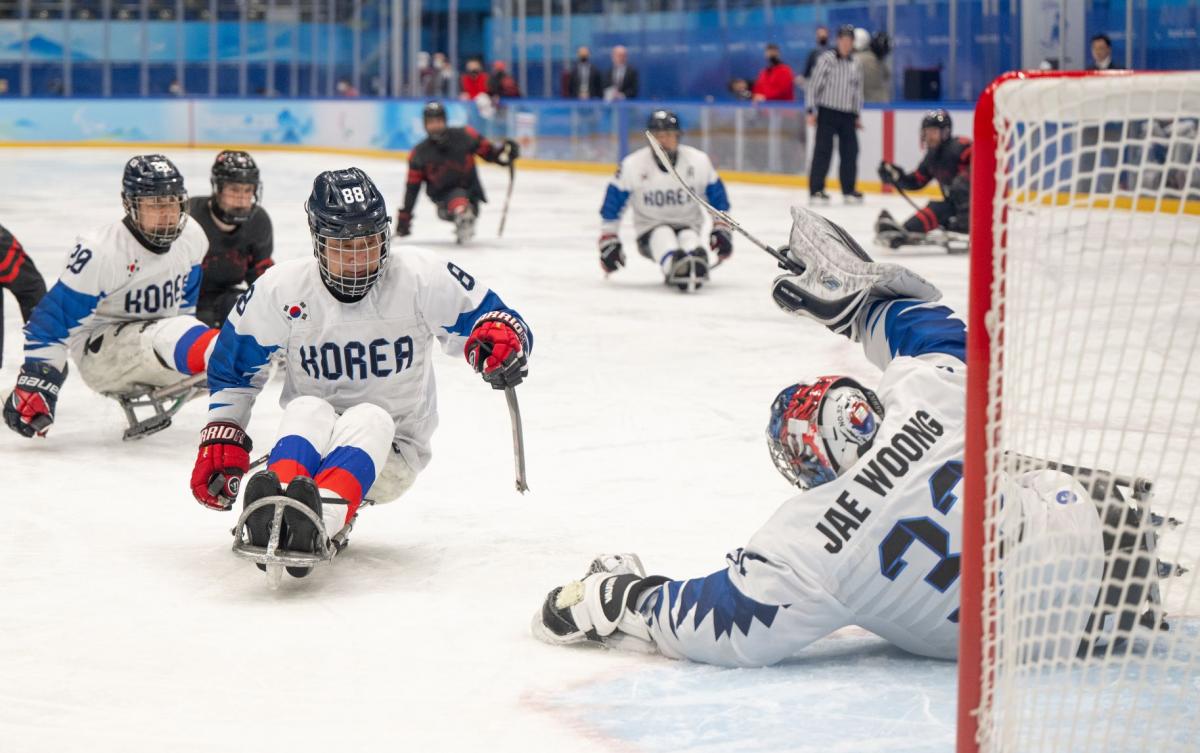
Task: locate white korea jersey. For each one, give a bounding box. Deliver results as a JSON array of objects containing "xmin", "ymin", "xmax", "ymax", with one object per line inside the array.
[
  {"xmin": 23, "ymin": 219, "xmax": 207, "ymax": 371},
  {"xmin": 206, "ymin": 247, "xmax": 532, "ymax": 472},
  {"xmin": 637, "ymin": 299, "xmax": 1104, "ymax": 667},
  {"xmin": 600, "ymin": 144, "xmax": 730, "ymax": 238}
]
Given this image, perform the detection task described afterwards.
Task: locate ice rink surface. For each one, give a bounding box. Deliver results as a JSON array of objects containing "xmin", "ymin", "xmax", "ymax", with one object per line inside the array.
[{"xmin": 0, "ymin": 147, "xmax": 1178, "ymax": 752}]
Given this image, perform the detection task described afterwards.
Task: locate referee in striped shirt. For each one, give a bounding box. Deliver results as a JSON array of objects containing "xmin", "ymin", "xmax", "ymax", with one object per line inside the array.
[{"xmin": 806, "ymin": 25, "xmax": 865, "ymax": 204}]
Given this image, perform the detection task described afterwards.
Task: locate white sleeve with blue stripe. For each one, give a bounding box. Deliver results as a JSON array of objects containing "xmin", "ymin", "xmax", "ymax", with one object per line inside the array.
[
  {"xmin": 599, "ymin": 158, "xmax": 634, "ymax": 236},
  {"xmin": 23, "ymin": 243, "xmax": 122, "ymax": 371},
  {"xmin": 420, "ymin": 258, "xmax": 533, "ymax": 358},
  {"xmin": 699, "ymin": 152, "xmax": 731, "ymax": 214},
  {"xmin": 859, "ymin": 298, "xmax": 967, "ymax": 372},
  {"xmin": 206, "ymin": 285, "xmax": 287, "ymax": 428},
  {"xmin": 180, "ymin": 263, "xmax": 202, "ymax": 316}
]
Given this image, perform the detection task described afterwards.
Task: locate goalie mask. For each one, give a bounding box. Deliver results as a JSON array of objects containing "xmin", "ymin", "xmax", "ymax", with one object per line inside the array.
[
  {"xmin": 121, "ymin": 154, "xmax": 188, "ymax": 251},
  {"xmin": 305, "ymin": 168, "xmax": 391, "ymax": 300},
  {"xmin": 767, "ymin": 376, "xmax": 884, "ymax": 489}
]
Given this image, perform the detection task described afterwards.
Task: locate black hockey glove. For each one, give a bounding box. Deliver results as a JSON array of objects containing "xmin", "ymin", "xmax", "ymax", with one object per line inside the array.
[
  {"xmin": 709, "ymin": 223, "xmax": 733, "ymax": 263},
  {"xmin": 496, "ymin": 139, "xmax": 520, "ymax": 167},
  {"xmin": 4, "ymin": 362, "xmax": 65, "ymax": 438},
  {"xmin": 396, "ymin": 209, "xmax": 413, "ymax": 237},
  {"xmin": 598, "ymin": 234, "xmax": 625, "ymax": 274},
  {"xmin": 878, "ymin": 161, "xmax": 903, "ymax": 187}
]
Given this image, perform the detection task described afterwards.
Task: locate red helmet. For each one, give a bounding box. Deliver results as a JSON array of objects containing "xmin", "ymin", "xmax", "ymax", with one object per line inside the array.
[{"xmin": 767, "ymin": 376, "xmax": 883, "ymax": 489}]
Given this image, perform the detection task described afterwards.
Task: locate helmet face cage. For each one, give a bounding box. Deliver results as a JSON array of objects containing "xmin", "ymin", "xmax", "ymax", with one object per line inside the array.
[
  {"xmin": 921, "ymin": 109, "xmax": 953, "ymax": 148},
  {"xmin": 766, "ymin": 377, "xmax": 882, "ymax": 490},
  {"xmin": 312, "ymin": 226, "xmax": 391, "ymax": 298},
  {"xmin": 122, "ymin": 154, "xmax": 188, "ymax": 248},
  {"xmin": 210, "ymin": 151, "xmax": 262, "ymax": 225},
  {"xmin": 306, "ymin": 168, "xmax": 391, "ymax": 298}
]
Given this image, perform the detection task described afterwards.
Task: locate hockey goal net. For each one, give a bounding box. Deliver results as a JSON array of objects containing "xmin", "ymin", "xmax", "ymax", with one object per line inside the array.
[{"xmin": 960, "ymin": 70, "xmax": 1200, "ymax": 753}]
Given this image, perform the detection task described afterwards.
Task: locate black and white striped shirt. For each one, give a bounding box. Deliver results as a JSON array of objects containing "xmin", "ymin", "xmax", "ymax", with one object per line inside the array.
[{"xmin": 807, "ymin": 49, "xmax": 864, "ymax": 115}]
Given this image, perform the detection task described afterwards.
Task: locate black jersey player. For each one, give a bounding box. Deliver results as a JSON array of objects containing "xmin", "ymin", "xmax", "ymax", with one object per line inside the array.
[
  {"xmin": 187, "ymin": 150, "xmax": 274, "ymax": 327},
  {"xmin": 395, "ymin": 101, "xmax": 519, "ymax": 244}
]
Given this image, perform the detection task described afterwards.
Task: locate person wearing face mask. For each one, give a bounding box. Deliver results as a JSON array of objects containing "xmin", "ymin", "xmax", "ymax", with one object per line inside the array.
[
  {"xmin": 751, "ymin": 42, "xmax": 795, "ymax": 103},
  {"xmin": 459, "ymin": 57, "xmax": 490, "ymax": 101},
  {"xmin": 801, "ymin": 25, "xmax": 830, "ymax": 84},
  {"xmin": 187, "ymin": 151, "xmax": 274, "ymax": 328},
  {"xmin": 396, "ymin": 101, "xmax": 520, "ymax": 244},
  {"xmin": 565, "ymin": 46, "xmax": 603, "ymax": 100}
]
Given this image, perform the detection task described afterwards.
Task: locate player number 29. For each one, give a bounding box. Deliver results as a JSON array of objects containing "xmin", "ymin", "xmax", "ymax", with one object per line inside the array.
[{"xmin": 341, "ymin": 187, "xmax": 367, "ymax": 203}]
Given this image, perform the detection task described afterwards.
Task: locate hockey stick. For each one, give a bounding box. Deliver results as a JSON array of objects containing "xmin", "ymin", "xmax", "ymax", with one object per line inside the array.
[
  {"xmin": 643, "ymin": 131, "xmax": 799, "ymax": 273},
  {"xmin": 889, "ymin": 180, "xmax": 924, "ymax": 215},
  {"xmin": 505, "ymin": 386, "xmax": 529, "ymax": 493},
  {"xmin": 497, "ymin": 162, "xmax": 515, "ymax": 238}
]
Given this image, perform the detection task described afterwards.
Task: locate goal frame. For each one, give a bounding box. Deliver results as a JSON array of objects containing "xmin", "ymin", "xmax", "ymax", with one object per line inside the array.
[{"xmin": 957, "ymin": 68, "xmax": 1154, "ymax": 753}]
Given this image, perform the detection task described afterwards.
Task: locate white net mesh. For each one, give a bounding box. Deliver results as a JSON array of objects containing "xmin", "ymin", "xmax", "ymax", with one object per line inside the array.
[{"xmin": 977, "ymin": 73, "xmax": 1200, "ymax": 753}]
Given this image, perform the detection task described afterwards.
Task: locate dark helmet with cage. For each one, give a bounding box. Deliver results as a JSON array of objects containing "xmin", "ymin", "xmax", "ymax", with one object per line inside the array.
[
  {"xmin": 646, "ymin": 109, "xmax": 682, "ymax": 163},
  {"xmin": 121, "ymin": 154, "xmax": 189, "ymax": 252},
  {"xmin": 423, "ymin": 100, "xmax": 449, "ymax": 142},
  {"xmin": 921, "ymin": 109, "xmax": 953, "ymax": 148},
  {"xmin": 209, "ymin": 150, "xmax": 261, "ymax": 225},
  {"xmin": 766, "ymin": 375, "xmax": 884, "ymax": 489},
  {"xmin": 305, "ymin": 168, "xmax": 391, "ymax": 300}
]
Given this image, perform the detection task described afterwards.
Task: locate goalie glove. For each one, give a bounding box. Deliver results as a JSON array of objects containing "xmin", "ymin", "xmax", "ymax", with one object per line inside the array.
[{"xmin": 771, "ymin": 206, "xmax": 942, "ymax": 340}]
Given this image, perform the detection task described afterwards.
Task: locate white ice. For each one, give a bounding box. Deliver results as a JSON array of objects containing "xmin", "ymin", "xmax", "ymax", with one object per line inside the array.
[{"xmin": 0, "ymin": 148, "xmax": 1175, "ymax": 752}]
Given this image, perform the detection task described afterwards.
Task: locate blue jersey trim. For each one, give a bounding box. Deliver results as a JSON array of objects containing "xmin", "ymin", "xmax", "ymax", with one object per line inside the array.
[
  {"xmin": 206, "ymin": 325, "xmax": 279, "ymax": 392},
  {"xmin": 173, "ymin": 324, "xmax": 210, "ymax": 375},
  {"xmin": 23, "ymin": 282, "xmax": 103, "ymax": 355},
  {"xmin": 875, "ymin": 300, "xmax": 967, "ymax": 361},
  {"xmin": 600, "ymin": 184, "xmax": 630, "ymax": 221},
  {"xmin": 705, "ymin": 179, "xmax": 731, "ymax": 211},
  {"xmin": 182, "ymin": 263, "xmax": 202, "ymax": 310},
  {"xmin": 649, "ymin": 569, "xmax": 783, "ymax": 641}
]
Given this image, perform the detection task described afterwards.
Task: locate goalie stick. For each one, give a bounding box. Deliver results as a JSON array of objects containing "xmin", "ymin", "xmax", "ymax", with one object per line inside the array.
[{"xmin": 643, "ymin": 131, "xmax": 801, "ymax": 274}]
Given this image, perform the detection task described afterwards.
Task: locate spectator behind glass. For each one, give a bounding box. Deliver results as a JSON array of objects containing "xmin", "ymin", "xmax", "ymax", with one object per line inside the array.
[
  {"xmin": 604, "ymin": 45, "xmax": 639, "ymax": 101},
  {"xmin": 802, "ymin": 26, "xmax": 830, "ymax": 83},
  {"xmin": 856, "ymin": 28, "xmax": 892, "ymax": 104},
  {"xmin": 490, "ymin": 61, "xmax": 521, "ymax": 99},
  {"xmin": 728, "ymin": 78, "xmax": 752, "ymax": 101},
  {"xmin": 432, "ymin": 53, "xmax": 454, "ymax": 97},
  {"xmin": 460, "ymin": 57, "xmax": 490, "ymax": 100},
  {"xmin": 1088, "ymin": 33, "xmax": 1122, "ymax": 71},
  {"xmin": 752, "ymin": 42, "xmax": 795, "ymax": 102},
  {"xmin": 335, "ymin": 79, "xmax": 359, "ymax": 97},
  {"xmin": 565, "ymin": 46, "xmax": 603, "ymax": 99}
]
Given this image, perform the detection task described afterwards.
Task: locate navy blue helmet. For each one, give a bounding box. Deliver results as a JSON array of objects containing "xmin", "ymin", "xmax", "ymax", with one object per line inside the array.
[
  {"xmin": 209, "ymin": 150, "xmax": 261, "ymax": 225},
  {"xmin": 646, "ymin": 109, "xmax": 681, "ymax": 133},
  {"xmin": 121, "ymin": 154, "xmax": 188, "ymax": 249},
  {"xmin": 305, "ymin": 168, "xmax": 391, "ymax": 298}
]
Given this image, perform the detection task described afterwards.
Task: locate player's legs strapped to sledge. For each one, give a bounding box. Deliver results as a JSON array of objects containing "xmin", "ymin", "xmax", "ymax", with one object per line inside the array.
[
  {"xmin": 638, "ymin": 225, "xmax": 709, "ymax": 291},
  {"xmin": 75, "ymin": 316, "xmax": 217, "ymax": 395},
  {"xmin": 436, "ymin": 189, "xmax": 477, "ymax": 244},
  {"xmin": 266, "ymin": 395, "xmax": 396, "ymax": 534}
]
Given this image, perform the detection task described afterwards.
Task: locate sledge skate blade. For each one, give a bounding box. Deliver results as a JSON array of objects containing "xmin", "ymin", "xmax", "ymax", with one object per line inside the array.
[
  {"xmin": 231, "ymin": 495, "xmax": 335, "ymax": 574},
  {"xmin": 116, "ymin": 373, "xmax": 208, "ymax": 441}
]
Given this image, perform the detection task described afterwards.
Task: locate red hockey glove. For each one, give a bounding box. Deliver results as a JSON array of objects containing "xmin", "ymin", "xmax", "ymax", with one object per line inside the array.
[
  {"xmin": 464, "ymin": 311, "xmax": 530, "ymax": 390},
  {"xmin": 190, "ymin": 421, "xmax": 253, "ymax": 510},
  {"xmin": 4, "ymin": 362, "xmax": 65, "ymax": 438}
]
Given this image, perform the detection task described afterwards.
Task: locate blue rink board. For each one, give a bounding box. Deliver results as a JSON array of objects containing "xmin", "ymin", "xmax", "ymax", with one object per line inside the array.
[{"xmin": 540, "ymin": 621, "xmax": 1199, "ymax": 753}]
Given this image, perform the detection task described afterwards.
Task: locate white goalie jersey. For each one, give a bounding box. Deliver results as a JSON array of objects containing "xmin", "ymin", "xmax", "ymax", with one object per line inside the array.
[
  {"xmin": 635, "ymin": 300, "xmax": 1105, "ymax": 667},
  {"xmin": 600, "ymin": 144, "xmax": 730, "ymax": 238},
  {"xmin": 205, "ymin": 246, "xmax": 532, "ymax": 473}
]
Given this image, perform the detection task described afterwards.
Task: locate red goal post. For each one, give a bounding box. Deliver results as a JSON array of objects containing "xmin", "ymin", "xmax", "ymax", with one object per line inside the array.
[{"xmin": 959, "ymin": 69, "xmax": 1200, "ymax": 753}]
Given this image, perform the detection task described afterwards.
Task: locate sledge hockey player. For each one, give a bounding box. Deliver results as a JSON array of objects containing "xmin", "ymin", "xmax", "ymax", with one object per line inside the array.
[
  {"xmin": 395, "ymin": 101, "xmax": 520, "ymax": 244},
  {"xmin": 189, "ymin": 167, "xmax": 532, "ymax": 577},
  {"xmin": 0, "ymin": 222, "xmax": 48, "ymax": 369},
  {"xmin": 4, "ymin": 155, "xmax": 215, "ymax": 439},
  {"xmin": 598, "ymin": 110, "xmax": 733, "ymax": 292},
  {"xmin": 187, "ymin": 150, "xmax": 274, "ymax": 327},
  {"xmin": 533, "ymin": 207, "xmax": 1109, "ymax": 667},
  {"xmin": 875, "ymin": 109, "xmax": 971, "ymax": 251}
]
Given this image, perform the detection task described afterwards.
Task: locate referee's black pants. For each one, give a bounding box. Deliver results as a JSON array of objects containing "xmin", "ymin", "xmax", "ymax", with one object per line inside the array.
[{"xmin": 808, "ymin": 106, "xmax": 859, "ymax": 195}]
